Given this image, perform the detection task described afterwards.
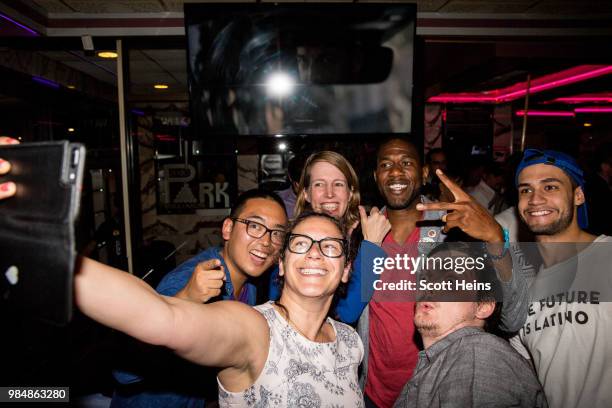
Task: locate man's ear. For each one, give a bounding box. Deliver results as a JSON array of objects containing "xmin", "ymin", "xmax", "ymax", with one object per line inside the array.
[
  {"xmin": 221, "ymin": 218, "xmax": 234, "ymax": 241},
  {"xmin": 422, "ymin": 165, "xmax": 430, "ymax": 185},
  {"xmin": 341, "ymin": 261, "xmax": 352, "ymax": 283},
  {"xmin": 574, "ymin": 185, "xmax": 586, "ymax": 206},
  {"xmin": 373, "ymin": 170, "xmax": 377, "ymax": 184},
  {"xmin": 475, "ymin": 301, "xmax": 495, "ymax": 321}
]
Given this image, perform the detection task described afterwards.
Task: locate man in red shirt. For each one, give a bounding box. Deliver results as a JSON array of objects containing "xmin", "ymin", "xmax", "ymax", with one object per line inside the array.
[{"xmin": 359, "ymin": 137, "xmax": 446, "ymax": 407}]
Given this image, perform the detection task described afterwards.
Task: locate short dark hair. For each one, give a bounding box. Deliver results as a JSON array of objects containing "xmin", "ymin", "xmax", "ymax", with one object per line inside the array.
[
  {"xmin": 229, "ymin": 189, "xmax": 287, "ymax": 219},
  {"xmin": 375, "ymin": 136, "xmax": 423, "ymax": 165}
]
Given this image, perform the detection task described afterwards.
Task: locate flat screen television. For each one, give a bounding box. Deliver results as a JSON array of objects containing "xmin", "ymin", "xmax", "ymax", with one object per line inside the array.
[{"xmin": 185, "ymin": 3, "xmax": 417, "ymax": 141}]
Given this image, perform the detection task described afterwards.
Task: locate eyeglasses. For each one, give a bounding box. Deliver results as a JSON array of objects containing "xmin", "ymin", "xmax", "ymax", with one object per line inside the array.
[
  {"xmin": 232, "ymin": 218, "xmax": 286, "ymax": 245},
  {"xmin": 287, "ymin": 233, "xmax": 347, "ymax": 258}
]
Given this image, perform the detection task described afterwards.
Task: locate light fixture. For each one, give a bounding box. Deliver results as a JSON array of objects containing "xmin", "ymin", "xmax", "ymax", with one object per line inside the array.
[
  {"xmin": 575, "ymin": 107, "xmax": 612, "ymax": 113},
  {"xmin": 278, "ymin": 142, "xmax": 287, "ymax": 151},
  {"xmin": 81, "ymin": 35, "xmax": 94, "ymax": 51},
  {"xmin": 32, "ymin": 76, "xmax": 60, "ymax": 89},
  {"xmin": 266, "ymin": 72, "xmax": 294, "ymax": 98},
  {"xmin": 67, "ymin": 85, "xmax": 76, "ymax": 89},
  {"xmin": 0, "ymin": 12, "xmax": 38, "ymax": 36},
  {"xmin": 583, "ymin": 123, "xmax": 593, "ymax": 127},
  {"xmin": 515, "ymin": 110, "xmax": 575, "ymax": 117},
  {"xmin": 68, "ymin": 128, "xmax": 75, "ymax": 132},
  {"xmin": 429, "ymin": 65, "xmax": 612, "ymax": 104},
  {"xmin": 548, "ymin": 93, "xmax": 612, "ymax": 104},
  {"xmin": 154, "ymin": 84, "xmax": 169, "ymax": 89},
  {"xmin": 97, "ymin": 51, "xmax": 118, "ymax": 59}
]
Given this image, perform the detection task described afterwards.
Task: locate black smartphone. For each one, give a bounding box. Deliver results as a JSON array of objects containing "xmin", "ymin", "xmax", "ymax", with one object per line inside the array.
[{"xmin": 0, "ymin": 141, "xmax": 85, "ymax": 325}]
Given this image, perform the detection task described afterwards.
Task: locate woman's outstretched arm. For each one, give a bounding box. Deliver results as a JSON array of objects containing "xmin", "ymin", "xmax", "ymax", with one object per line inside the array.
[{"xmin": 74, "ymin": 257, "xmax": 268, "ymax": 369}]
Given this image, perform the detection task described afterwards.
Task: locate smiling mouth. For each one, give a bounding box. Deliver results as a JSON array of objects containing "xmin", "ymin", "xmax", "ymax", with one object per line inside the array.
[
  {"xmin": 320, "ymin": 203, "xmax": 339, "ymax": 212},
  {"xmin": 387, "ymin": 183, "xmax": 409, "ymax": 193},
  {"xmin": 298, "ymin": 267, "xmax": 327, "ymax": 276},
  {"xmin": 527, "ymin": 209, "xmax": 554, "ymax": 217},
  {"xmin": 249, "ymin": 249, "xmax": 270, "ymax": 260}
]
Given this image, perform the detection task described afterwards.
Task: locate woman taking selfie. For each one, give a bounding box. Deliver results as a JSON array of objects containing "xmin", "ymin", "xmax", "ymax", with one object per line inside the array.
[{"xmin": 0, "ymin": 140, "xmax": 366, "ymax": 405}]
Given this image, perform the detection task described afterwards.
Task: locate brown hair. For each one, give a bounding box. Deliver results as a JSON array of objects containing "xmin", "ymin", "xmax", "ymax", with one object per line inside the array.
[{"xmin": 294, "ymin": 151, "xmax": 360, "ymax": 228}]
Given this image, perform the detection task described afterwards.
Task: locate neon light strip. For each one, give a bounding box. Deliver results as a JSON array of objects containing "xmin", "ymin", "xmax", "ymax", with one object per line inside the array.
[
  {"xmin": 552, "ymin": 96, "xmax": 612, "ymax": 103},
  {"xmin": 515, "ymin": 110, "xmax": 575, "ymax": 117},
  {"xmin": 575, "ymin": 107, "xmax": 612, "ymax": 113},
  {"xmin": 0, "ymin": 13, "xmax": 38, "ymax": 36},
  {"xmin": 501, "ymin": 66, "xmax": 612, "ymax": 101},
  {"xmin": 428, "ymin": 65, "xmax": 612, "ymax": 104},
  {"xmin": 32, "ymin": 76, "xmax": 60, "ymax": 89}
]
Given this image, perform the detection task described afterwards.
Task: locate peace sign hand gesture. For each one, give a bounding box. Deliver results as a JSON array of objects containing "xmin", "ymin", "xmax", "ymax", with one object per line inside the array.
[{"xmin": 416, "ymin": 169, "xmax": 504, "ymax": 243}]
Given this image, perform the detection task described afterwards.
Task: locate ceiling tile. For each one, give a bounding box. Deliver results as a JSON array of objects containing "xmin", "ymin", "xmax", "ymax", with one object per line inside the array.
[{"xmin": 62, "ymin": 1, "xmax": 165, "ymax": 13}]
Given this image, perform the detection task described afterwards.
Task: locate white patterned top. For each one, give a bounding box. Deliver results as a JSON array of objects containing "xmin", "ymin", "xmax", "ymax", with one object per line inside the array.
[{"xmin": 218, "ymin": 301, "xmax": 365, "ymax": 407}]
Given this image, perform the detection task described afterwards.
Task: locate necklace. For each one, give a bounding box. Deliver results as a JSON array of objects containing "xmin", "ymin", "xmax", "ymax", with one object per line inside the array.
[{"xmin": 273, "ymin": 303, "xmax": 327, "ymax": 342}]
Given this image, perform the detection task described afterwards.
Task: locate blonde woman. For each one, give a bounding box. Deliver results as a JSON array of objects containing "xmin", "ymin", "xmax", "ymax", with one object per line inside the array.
[{"xmin": 270, "ymin": 150, "xmax": 390, "ymax": 324}]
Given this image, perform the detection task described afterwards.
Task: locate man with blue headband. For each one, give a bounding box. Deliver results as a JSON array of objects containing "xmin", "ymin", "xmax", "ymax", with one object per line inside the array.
[
  {"xmin": 418, "ymin": 149, "xmax": 611, "ymax": 408},
  {"xmin": 506, "ymin": 149, "xmax": 611, "ymax": 408}
]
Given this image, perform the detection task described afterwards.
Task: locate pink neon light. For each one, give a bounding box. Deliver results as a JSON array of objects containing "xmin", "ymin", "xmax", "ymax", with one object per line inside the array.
[
  {"xmin": 515, "ymin": 110, "xmax": 575, "ymax": 117},
  {"xmin": 551, "ymin": 95, "xmax": 612, "ymax": 104},
  {"xmin": 575, "ymin": 107, "xmax": 612, "ymax": 113},
  {"xmin": 428, "ymin": 65, "xmax": 612, "ymax": 104}
]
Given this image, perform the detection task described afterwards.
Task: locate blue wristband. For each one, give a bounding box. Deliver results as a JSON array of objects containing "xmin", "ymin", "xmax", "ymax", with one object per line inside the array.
[{"xmin": 487, "ymin": 228, "xmax": 509, "ymax": 260}]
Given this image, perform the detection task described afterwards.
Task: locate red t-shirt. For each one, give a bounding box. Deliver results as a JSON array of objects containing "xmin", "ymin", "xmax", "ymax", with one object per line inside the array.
[{"xmin": 365, "ymin": 227, "xmax": 420, "ymax": 408}]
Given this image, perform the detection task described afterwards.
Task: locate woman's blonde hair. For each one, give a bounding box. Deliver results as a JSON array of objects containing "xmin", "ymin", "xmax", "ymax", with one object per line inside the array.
[{"xmin": 294, "ymin": 151, "xmax": 360, "ymax": 227}]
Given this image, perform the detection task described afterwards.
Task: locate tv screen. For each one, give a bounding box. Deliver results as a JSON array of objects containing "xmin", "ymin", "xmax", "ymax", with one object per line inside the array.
[{"xmin": 185, "ymin": 3, "xmax": 416, "ymax": 139}]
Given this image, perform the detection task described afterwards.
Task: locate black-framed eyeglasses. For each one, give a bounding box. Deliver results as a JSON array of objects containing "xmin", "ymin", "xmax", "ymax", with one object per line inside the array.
[
  {"xmin": 287, "ymin": 233, "xmax": 347, "ymax": 258},
  {"xmin": 232, "ymin": 218, "xmax": 286, "ymax": 245}
]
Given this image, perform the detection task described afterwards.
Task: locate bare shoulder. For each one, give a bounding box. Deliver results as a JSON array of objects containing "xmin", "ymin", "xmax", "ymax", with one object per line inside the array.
[{"xmin": 202, "ymin": 300, "xmax": 269, "ymax": 333}]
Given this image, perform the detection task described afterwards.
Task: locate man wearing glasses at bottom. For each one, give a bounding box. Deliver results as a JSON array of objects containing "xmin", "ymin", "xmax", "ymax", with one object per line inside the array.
[{"xmin": 112, "ymin": 188, "xmax": 288, "ymax": 407}]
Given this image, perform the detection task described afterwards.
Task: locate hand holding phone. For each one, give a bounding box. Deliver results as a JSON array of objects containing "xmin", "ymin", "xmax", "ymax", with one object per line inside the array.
[{"xmin": 0, "ymin": 140, "xmax": 85, "ymax": 325}]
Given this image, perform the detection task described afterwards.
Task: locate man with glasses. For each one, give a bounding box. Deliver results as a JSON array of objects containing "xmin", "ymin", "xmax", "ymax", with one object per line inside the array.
[{"xmin": 112, "ymin": 188, "xmax": 288, "ymax": 407}]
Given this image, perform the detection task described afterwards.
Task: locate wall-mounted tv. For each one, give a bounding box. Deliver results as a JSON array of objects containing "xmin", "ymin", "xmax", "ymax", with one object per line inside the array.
[{"xmin": 185, "ymin": 3, "xmax": 417, "ymax": 140}]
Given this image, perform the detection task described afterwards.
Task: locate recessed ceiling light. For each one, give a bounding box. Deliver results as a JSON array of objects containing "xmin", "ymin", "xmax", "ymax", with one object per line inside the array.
[
  {"xmin": 154, "ymin": 84, "xmax": 169, "ymax": 89},
  {"xmin": 583, "ymin": 123, "xmax": 593, "ymax": 127},
  {"xmin": 97, "ymin": 51, "xmax": 118, "ymax": 59},
  {"xmin": 67, "ymin": 85, "xmax": 76, "ymax": 89},
  {"xmin": 68, "ymin": 128, "xmax": 75, "ymax": 132}
]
